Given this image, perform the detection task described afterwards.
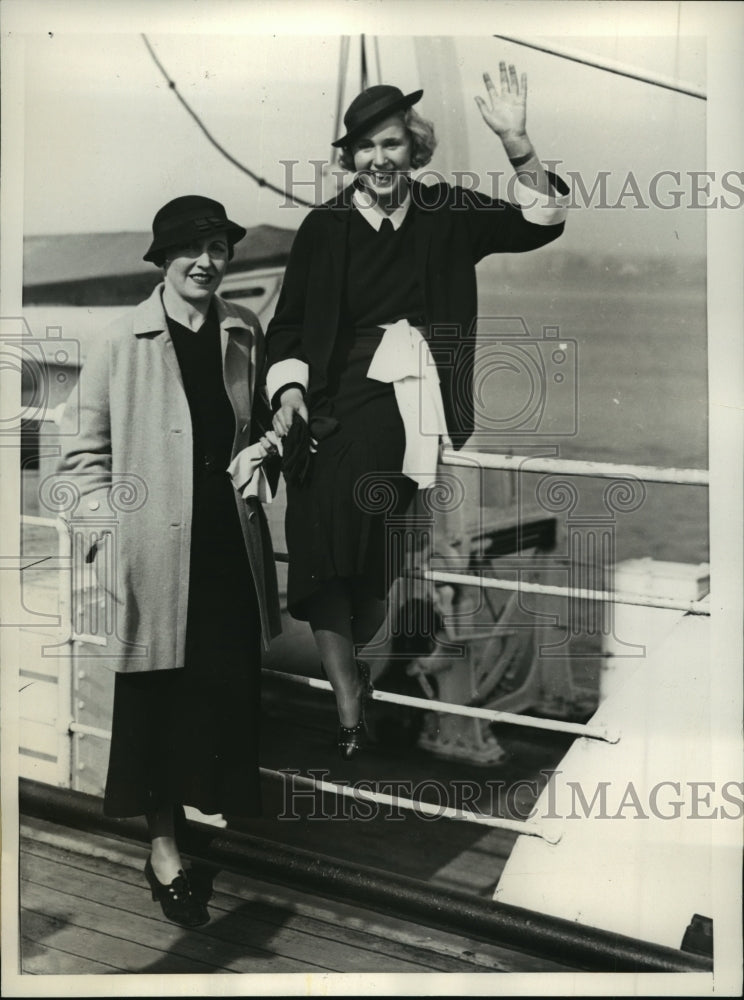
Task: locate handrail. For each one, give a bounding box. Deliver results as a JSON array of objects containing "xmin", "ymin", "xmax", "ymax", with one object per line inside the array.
[
  {"xmin": 267, "ymin": 671, "xmax": 619, "ymax": 743},
  {"xmin": 426, "ymin": 570, "xmax": 711, "ymax": 616},
  {"xmin": 67, "ymin": 720, "xmax": 561, "ymax": 841},
  {"xmin": 21, "ymin": 408, "xmax": 709, "ymax": 486},
  {"xmin": 440, "ymin": 448, "xmax": 709, "ymax": 486},
  {"xmin": 275, "ymin": 555, "xmax": 711, "ymax": 615},
  {"xmin": 261, "ymin": 768, "xmax": 560, "ymax": 843}
]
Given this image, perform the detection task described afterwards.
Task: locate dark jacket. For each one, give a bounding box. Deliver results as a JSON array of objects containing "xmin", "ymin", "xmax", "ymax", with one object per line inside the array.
[{"xmin": 265, "ymin": 176, "xmax": 567, "ymax": 447}]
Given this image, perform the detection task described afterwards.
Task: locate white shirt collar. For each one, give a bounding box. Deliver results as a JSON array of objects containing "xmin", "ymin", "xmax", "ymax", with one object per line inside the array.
[{"xmin": 352, "ymin": 186, "xmax": 412, "ymax": 232}]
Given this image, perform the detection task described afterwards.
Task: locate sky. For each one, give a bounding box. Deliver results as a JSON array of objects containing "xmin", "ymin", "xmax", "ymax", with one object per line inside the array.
[{"xmin": 8, "ymin": 3, "xmax": 720, "ymax": 262}]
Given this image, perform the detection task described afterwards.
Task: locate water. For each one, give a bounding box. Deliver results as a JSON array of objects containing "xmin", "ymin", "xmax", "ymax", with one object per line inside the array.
[{"xmin": 471, "ymin": 254, "xmax": 709, "ymax": 566}]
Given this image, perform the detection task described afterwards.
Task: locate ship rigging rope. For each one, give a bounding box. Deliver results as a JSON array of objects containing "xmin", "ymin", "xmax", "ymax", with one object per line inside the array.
[
  {"xmin": 140, "ymin": 34, "xmax": 316, "ymax": 208},
  {"xmin": 330, "ymin": 36, "xmax": 351, "ymax": 164},
  {"xmin": 494, "ymin": 34, "xmax": 706, "ymax": 101}
]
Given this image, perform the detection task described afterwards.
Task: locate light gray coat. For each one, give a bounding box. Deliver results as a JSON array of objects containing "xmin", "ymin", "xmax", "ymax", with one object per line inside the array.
[{"xmin": 56, "ymin": 283, "xmax": 281, "ymax": 672}]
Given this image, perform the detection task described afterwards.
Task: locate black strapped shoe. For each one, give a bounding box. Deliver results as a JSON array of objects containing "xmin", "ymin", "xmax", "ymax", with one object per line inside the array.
[
  {"xmin": 144, "ymin": 857, "xmax": 210, "ymax": 927},
  {"xmin": 337, "ymin": 659, "xmax": 374, "ymax": 759},
  {"xmin": 337, "ymin": 709, "xmax": 368, "ymax": 760}
]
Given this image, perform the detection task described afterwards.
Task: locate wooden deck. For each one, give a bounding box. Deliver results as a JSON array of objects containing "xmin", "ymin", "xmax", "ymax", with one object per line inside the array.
[{"xmin": 18, "ymin": 815, "xmax": 570, "ymax": 976}]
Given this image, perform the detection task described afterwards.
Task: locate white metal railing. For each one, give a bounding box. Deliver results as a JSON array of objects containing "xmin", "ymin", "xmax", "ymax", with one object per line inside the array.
[
  {"xmin": 268, "ymin": 670, "xmax": 619, "ymax": 743},
  {"xmin": 64, "ymin": 718, "xmax": 560, "ymax": 843},
  {"xmin": 426, "ymin": 570, "xmax": 711, "ymax": 616},
  {"xmin": 440, "ymin": 448, "xmax": 709, "ymax": 487},
  {"xmin": 260, "ymin": 767, "xmax": 560, "ymax": 843}
]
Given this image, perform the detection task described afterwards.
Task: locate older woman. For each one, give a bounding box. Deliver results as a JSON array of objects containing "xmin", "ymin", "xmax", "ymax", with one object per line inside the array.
[
  {"xmin": 266, "ymin": 65, "xmax": 569, "ymax": 758},
  {"xmin": 57, "ymin": 196, "xmax": 280, "ymax": 926}
]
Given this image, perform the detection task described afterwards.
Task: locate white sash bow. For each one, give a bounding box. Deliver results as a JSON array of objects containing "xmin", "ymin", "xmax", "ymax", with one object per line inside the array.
[{"xmin": 367, "ymin": 319, "xmax": 451, "ymax": 489}]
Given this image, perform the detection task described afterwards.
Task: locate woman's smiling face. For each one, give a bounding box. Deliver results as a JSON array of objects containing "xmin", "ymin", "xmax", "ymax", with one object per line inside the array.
[
  {"xmin": 351, "ymin": 114, "xmax": 412, "ymax": 207},
  {"xmin": 163, "ymin": 232, "xmax": 229, "ymax": 305}
]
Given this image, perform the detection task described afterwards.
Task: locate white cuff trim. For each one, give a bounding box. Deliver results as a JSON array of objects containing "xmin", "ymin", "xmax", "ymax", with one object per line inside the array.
[
  {"xmin": 513, "ymin": 176, "xmax": 569, "ymax": 226},
  {"xmin": 266, "ymin": 359, "xmax": 309, "ymax": 403}
]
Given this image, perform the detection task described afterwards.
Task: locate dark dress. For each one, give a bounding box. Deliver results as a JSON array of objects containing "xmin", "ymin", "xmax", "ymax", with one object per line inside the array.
[
  {"xmin": 104, "ymin": 306, "xmax": 263, "ymax": 819},
  {"xmin": 285, "ymin": 208, "xmax": 423, "ymax": 619}
]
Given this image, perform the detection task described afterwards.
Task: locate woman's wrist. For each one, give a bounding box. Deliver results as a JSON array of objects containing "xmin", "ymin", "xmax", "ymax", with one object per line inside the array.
[
  {"xmin": 501, "ymin": 130, "xmax": 535, "ymax": 164},
  {"xmin": 280, "ymin": 385, "xmax": 305, "ymax": 408}
]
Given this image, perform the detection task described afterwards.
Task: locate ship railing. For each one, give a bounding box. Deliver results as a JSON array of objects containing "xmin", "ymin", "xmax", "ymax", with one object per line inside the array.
[{"xmin": 20, "ymin": 440, "xmax": 709, "ymax": 846}]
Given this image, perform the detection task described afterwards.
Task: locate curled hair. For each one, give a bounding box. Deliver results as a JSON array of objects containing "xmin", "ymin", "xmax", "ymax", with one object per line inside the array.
[{"xmin": 337, "ymin": 107, "xmax": 437, "ymax": 171}]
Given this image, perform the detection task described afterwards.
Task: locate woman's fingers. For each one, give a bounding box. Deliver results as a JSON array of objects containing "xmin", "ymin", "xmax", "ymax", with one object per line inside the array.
[
  {"xmin": 272, "ymin": 402, "xmax": 308, "ymax": 438},
  {"xmin": 259, "ymin": 432, "xmax": 282, "ymax": 457}
]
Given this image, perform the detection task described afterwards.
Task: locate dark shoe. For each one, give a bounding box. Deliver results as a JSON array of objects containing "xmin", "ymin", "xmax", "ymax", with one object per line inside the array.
[
  {"xmin": 144, "ymin": 857, "xmax": 210, "ymax": 927},
  {"xmin": 338, "ymin": 705, "xmax": 368, "ymax": 760}
]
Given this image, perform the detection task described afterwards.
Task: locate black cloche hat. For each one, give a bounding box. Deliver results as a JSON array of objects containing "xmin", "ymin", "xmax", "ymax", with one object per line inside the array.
[
  {"xmin": 332, "ymin": 84, "xmax": 423, "ymax": 148},
  {"xmin": 143, "ymin": 195, "xmax": 246, "ymax": 264}
]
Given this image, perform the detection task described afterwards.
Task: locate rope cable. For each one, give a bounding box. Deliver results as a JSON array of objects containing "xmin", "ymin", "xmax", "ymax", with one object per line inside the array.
[
  {"xmin": 330, "ymin": 36, "xmax": 350, "ymax": 163},
  {"xmin": 494, "ymin": 34, "xmax": 706, "ymax": 100},
  {"xmin": 140, "ymin": 34, "xmax": 316, "ymax": 207}
]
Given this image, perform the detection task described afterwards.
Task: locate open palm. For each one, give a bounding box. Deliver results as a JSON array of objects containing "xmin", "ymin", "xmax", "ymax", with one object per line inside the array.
[{"xmin": 475, "ymin": 63, "xmax": 527, "ymax": 137}]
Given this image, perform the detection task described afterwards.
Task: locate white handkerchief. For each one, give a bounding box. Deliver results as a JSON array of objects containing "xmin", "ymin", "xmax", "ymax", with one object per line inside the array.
[{"xmin": 227, "ymin": 442, "xmax": 274, "ymax": 503}]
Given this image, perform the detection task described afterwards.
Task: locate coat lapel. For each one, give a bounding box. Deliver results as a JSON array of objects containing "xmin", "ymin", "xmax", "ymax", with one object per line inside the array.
[{"xmin": 131, "ymin": 284, "xmax": 187, "ymax": 389}]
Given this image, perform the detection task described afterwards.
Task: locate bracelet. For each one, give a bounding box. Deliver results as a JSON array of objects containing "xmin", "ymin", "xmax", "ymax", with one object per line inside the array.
[{"xmin": 509, "ymin": 150, "xmax": 535, "ymax": 168}]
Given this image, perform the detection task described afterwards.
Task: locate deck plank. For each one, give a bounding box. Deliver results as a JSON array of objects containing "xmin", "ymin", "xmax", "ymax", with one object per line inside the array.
[
  {"xmin": 22, "ymin": 909, "xmax": 186, "ymax": 975},
  {"xmin": 19, "ymin": 817, "xmax": 573, "ymax": 974},
  {"xmin": 21, "ymin": 869, "xmax": 314, "ymax": 974},
  {"xmin": 21, "ymin": 841, "xmax": 477, "ymax": 973},
  {"xmin": 21, "ymin": 826, "xmax": 525, "ymax": 972},
  {"xmin": 22, "ymin": 940, "xmax": 118, "ymax": 975},
  {"xmin": 21, "ymin": 835, "xmax": 468, "ymax": 974}
]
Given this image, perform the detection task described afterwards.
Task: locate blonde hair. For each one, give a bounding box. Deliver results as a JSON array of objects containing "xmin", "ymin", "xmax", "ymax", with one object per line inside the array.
[{"xmin": 337, "ymin": 107, "xmax": 437, "ymax": 172}]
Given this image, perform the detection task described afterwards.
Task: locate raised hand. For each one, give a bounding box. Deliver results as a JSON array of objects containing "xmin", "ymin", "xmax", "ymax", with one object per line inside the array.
[{"xmin": 474, "ymin": 63, "xmax": 527, "ymax": 139}]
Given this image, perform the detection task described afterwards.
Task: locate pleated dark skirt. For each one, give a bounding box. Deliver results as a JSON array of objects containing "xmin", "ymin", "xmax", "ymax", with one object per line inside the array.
[
  {"xmin": 285, "ymin": 331, "xmax": 418, "ymax": 620},
  {"xmin": 104, "ymin": 477, "xmax": 263, "ymax": 819}
]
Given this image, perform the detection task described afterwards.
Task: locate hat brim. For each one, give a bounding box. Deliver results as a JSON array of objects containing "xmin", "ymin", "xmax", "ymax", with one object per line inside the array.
[
  {"xmin": 143, "ymin": 219, "xmax": 247, "ymax": 264},
  {"xmin": 332, "ymin": 89, "xmax": 423, "ymax": 148}
]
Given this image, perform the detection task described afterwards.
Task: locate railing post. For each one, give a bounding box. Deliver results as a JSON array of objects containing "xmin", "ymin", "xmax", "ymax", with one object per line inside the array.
[{"xmin": 54, "ymin": 517, "xmax": 74, "ymax": 787}]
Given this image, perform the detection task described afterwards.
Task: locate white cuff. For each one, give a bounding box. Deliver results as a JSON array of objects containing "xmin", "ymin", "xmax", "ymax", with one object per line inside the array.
[
  {"xmin": 513, "ymin": 175, "xmax": 569, "ymax": 226},
  {"xmin": 266, "ymin": 359, "xmax": 309, "ymax": 403}
]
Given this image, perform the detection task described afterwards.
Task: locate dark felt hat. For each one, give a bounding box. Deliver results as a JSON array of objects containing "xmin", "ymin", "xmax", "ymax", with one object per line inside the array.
[
  {"xmin": 143, "ymin": 195, "xmax": 246, "ymax": 264},
  {"xmin": 332, "ymin": 85, "xmax": 423, "ymax": 148}
]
